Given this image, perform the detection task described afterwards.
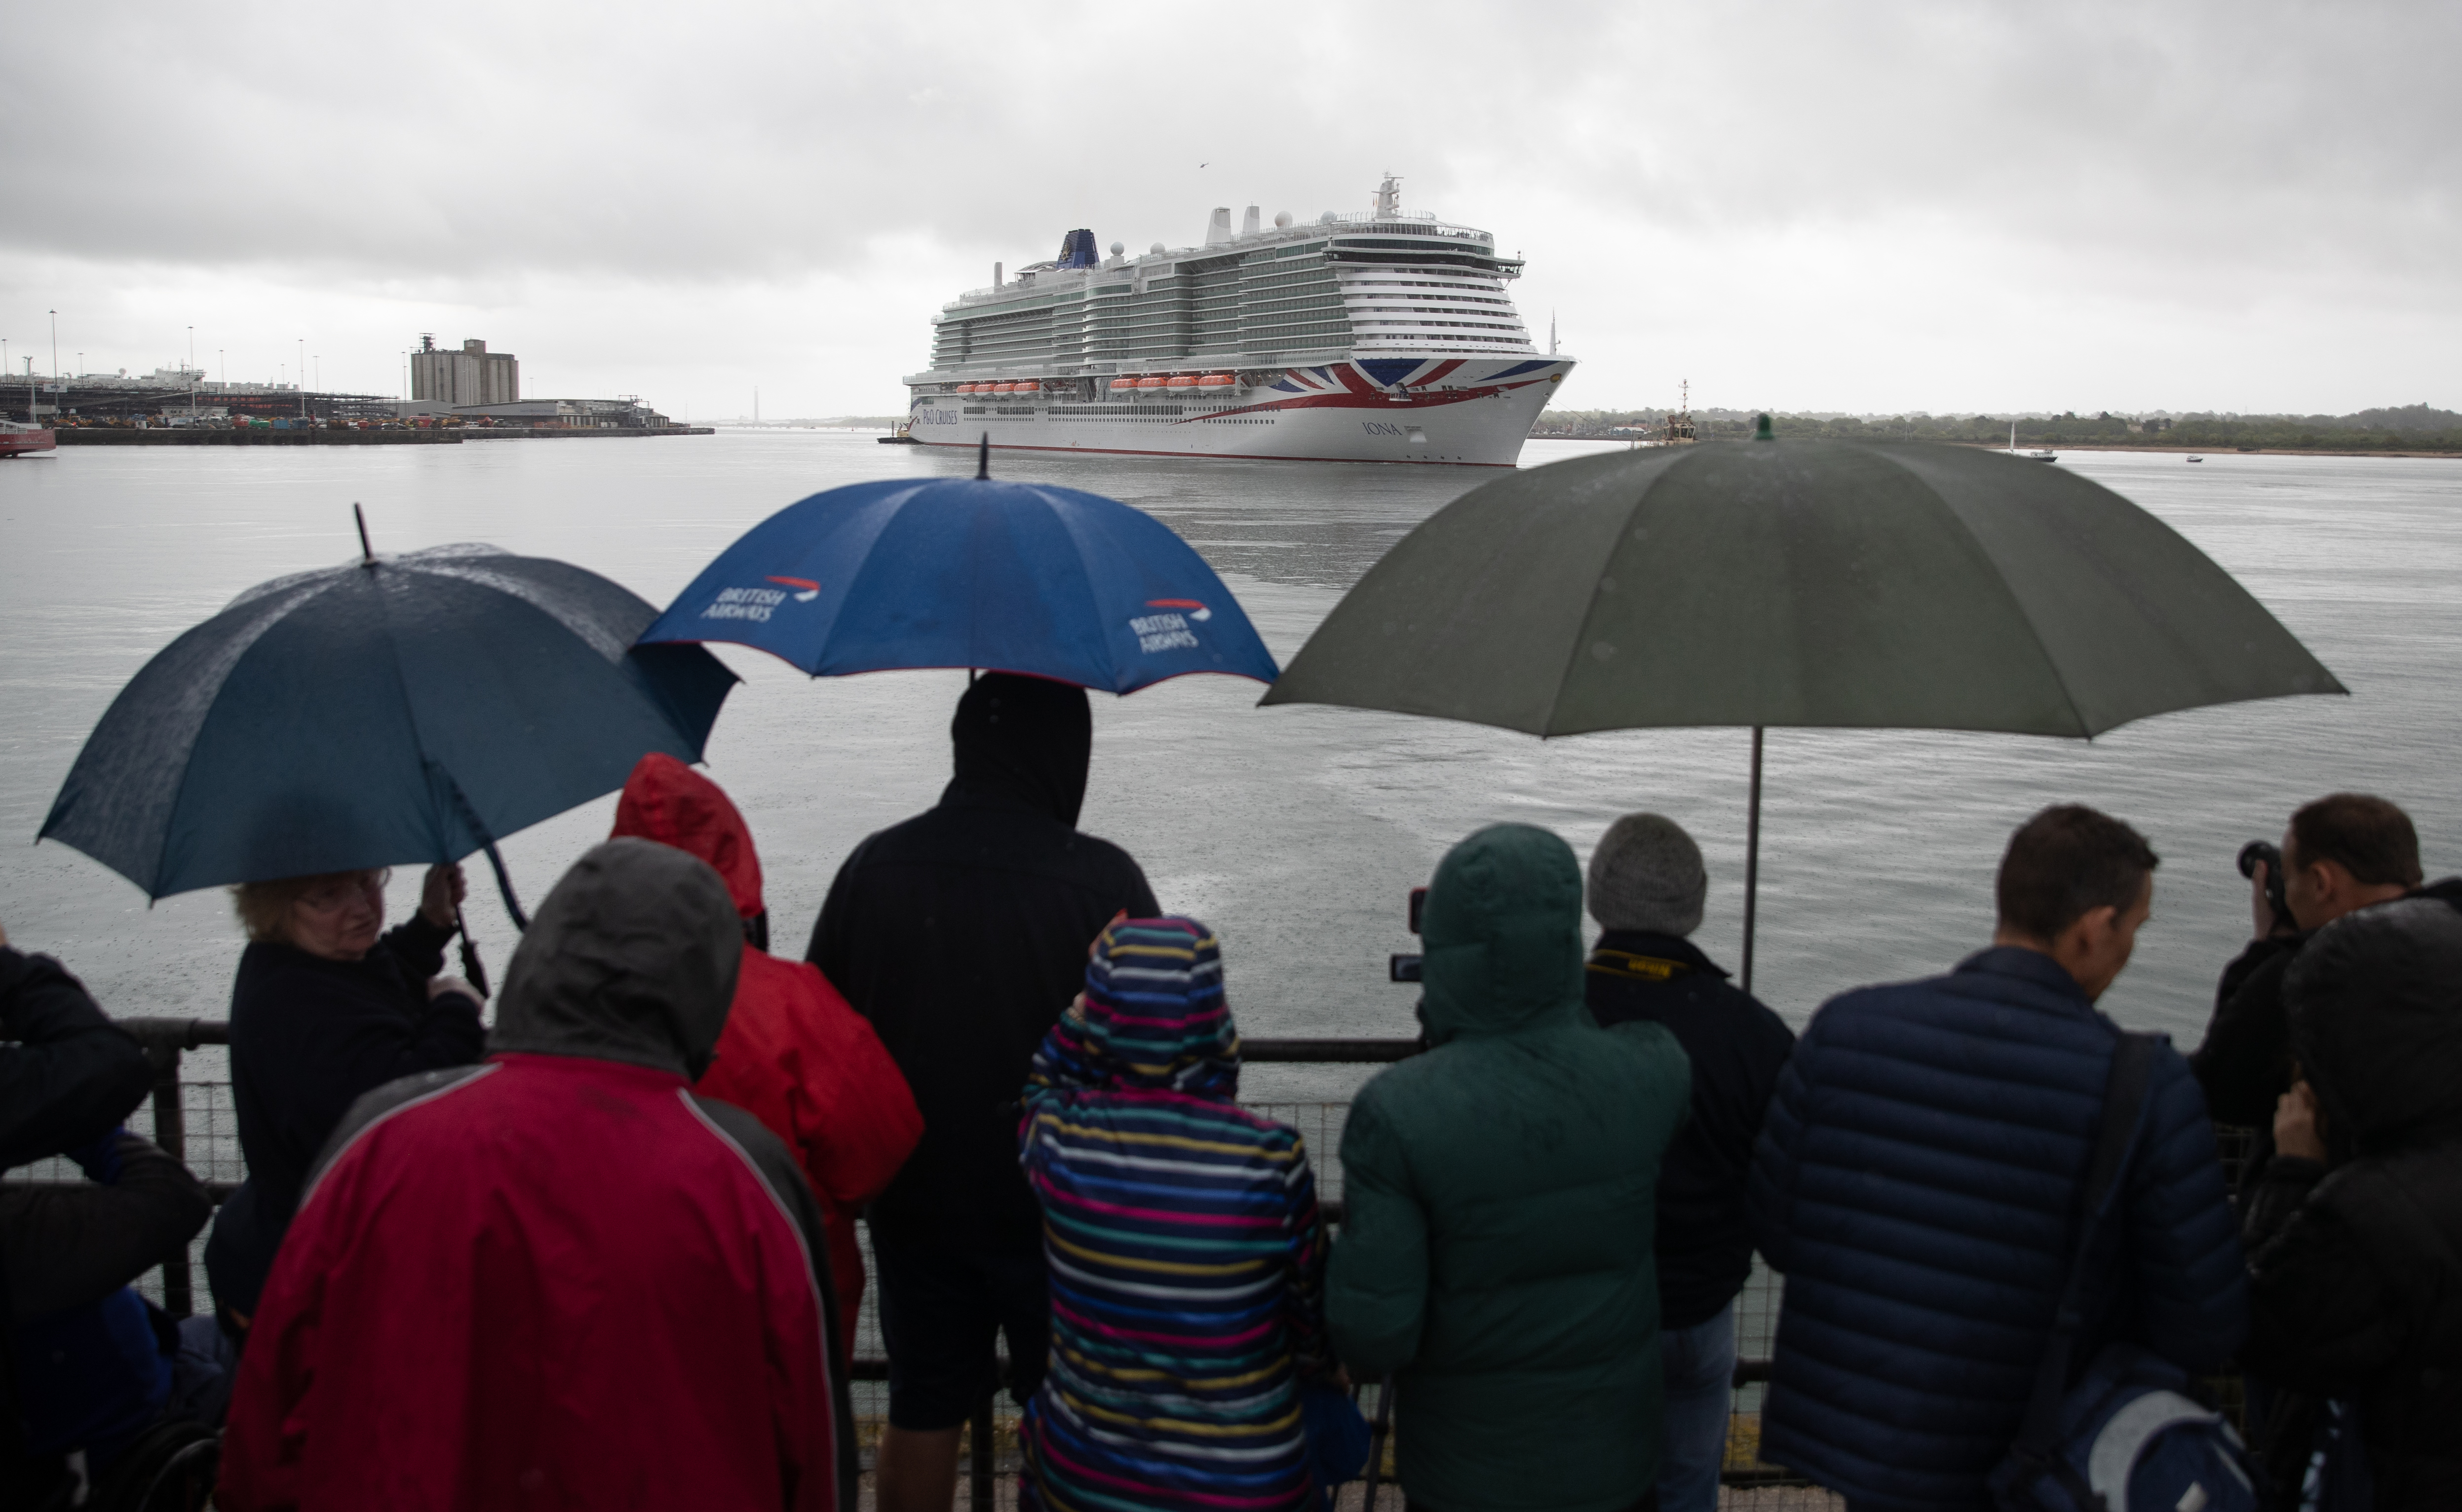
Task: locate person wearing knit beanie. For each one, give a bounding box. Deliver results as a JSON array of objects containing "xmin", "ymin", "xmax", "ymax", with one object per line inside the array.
[
  {"xmin": 1583, "ymin": 812, "xmax": 1795, "ymax": 1512},
  {"xmin": 1588, "ymin": 813, "xmax": 1708, "ymax": 938}
]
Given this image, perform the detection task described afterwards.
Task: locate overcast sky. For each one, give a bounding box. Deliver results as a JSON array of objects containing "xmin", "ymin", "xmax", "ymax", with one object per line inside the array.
[{"xmin": 4, "ymin": 1, "xmax": 2453, "ymax": 418}]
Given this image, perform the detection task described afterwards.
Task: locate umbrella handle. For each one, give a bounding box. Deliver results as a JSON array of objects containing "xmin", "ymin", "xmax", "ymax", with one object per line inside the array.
[
  {"xmin": 477, "ymin": 838, "xmax": 529, "ymax": 933},
  {"xmin": 1360, "ymin": 1372, "xmax": 1395, "ymax": 1512},
  {"xmin": 1742, "ymin": 725, "xmax": 1763, "ymax": 995},
  {"xmin": 429, "ymin": 761, "xmax": 530, "ymax": 933},
  {"xmin": 453, "ymin": 904, "xmax": 491, "ymax": 998}
]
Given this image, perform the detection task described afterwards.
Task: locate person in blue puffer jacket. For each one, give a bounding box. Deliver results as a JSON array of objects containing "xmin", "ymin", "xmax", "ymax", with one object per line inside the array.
[{"xmin": 1747, "ymin": 804, "xmax": 2246, "ymax": 1512}]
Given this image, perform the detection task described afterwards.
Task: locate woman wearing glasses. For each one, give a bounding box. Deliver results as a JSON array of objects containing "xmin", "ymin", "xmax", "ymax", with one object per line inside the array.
[{"xmin": 204, "ymin": 865, "xmax": 486, "ymax": 1348}]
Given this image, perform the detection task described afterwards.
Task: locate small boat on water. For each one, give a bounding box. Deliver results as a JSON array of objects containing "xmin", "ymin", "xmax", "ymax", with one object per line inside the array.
[
  {"xmin": 2187, "ymin": 455, "xmax": 2204, "ymax": 463},
  {"xmin": 878, "ymin": 418, "xmax": 919, "ymax": 445},
  {"xmin": 2006, "ymin": 421, "xmax": 2056, "ymax": 463},
  {"xmin": 1, "ymin": 419, "xmax": 57, "ymax": 457}
]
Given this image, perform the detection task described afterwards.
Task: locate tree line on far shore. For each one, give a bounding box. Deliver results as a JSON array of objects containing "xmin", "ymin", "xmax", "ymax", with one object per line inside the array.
[{"xmin": 1531, "ymin": 403, "xmax": 2462, "ymax": 452}]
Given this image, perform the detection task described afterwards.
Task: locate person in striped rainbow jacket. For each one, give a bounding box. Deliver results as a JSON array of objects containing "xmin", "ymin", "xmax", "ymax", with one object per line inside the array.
[{"xmin": 1016, "ymin": 916, "xmax": 1337, "ymax": 1512}]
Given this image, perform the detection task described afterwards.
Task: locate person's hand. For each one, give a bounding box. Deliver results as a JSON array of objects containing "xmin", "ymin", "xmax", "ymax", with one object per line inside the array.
[
  {"xmin": 421, "ymin": 864, "xmax": 467, "ymax": 929},
  {"xmin": 1088, "ymin": 908, "xmax": 1128, "ymax": 960},
  {"xmin": 428, "ymin": 974, "xmax": 483, "ymax": 1005},
  {"xmin": 2275, "ymin": 1080, "xmax": 2327, "ymax": 1164}
]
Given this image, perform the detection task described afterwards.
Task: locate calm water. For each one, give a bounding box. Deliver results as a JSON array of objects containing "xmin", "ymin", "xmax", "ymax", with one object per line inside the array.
[{"xmin": 5, "ymin": 435, "xmax": 2461, "ymax": 1105}]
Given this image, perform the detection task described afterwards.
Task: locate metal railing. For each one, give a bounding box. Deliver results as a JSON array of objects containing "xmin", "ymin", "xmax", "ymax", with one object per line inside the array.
[
  {"xmin": 38, "ymin": 1019, "xmax": 2258, "ymax": 1509},
  {"xmin": 54, "ymin": 1021, "xmax": 1818, "ymax": 1505}
]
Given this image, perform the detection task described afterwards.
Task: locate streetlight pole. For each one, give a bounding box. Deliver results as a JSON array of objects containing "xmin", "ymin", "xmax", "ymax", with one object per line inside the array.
[
  {"xmin": 48, "ymin": 310, "xmax": 58, "ymax": 423},
  {"xmin": 298, "ymin": 338, "xmax": 306, "ymax": 420}
]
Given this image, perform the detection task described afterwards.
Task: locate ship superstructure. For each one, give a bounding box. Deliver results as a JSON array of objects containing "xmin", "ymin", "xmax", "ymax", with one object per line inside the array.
[{"xmin": 901, "ymin": 177, "xmax": 1574, "ymax": 466}]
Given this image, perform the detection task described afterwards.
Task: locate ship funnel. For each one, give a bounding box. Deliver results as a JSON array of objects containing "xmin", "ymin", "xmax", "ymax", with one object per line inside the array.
[
  {"xmin": 1204, "ymin": 207, "xmax": 1232, "ymax": 245},
  {"xmin": 1240, "ymin": 205, "xmax": 1261, "ymax": 238}
]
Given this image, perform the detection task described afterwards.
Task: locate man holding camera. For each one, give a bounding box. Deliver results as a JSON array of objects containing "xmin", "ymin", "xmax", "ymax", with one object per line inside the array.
[{"xmin": 2192, "ymin": 794, "xmax": 2421, "ymax": 1195}]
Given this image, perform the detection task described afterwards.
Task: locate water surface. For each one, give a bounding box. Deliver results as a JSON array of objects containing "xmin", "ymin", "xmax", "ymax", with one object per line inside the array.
[{"xmin": 5, "ymin": 436, "xmax": 2460, "ymax": 1104}]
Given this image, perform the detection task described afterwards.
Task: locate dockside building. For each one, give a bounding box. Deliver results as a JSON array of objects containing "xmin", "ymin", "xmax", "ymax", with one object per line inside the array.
[{"xmin": 411, "ymin": 337, "xmax": 519, "ymax": 406}]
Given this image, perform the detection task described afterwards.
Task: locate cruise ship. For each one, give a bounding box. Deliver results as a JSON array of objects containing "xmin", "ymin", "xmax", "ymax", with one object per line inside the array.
[{"xmin": 901, "ymin": 177, "xmax": 1573, "ymax": 466}]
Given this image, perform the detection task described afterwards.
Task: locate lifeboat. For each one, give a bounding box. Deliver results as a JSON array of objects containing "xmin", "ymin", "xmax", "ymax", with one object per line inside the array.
[
  {"xmin": 1109, "ymin": 378, "xmax": 1138, "ymax": 391},
  {"xmin": 1197, "ymin": 373, "xmax": 1235, "ymax": 390},
  {"xmin": 956, "ymin": 383, "xmax": 977, "ymax": 394},
  {"xmin": 1134, "ymin": 377, "xmax": 1167, "ymax": 391},
  {"xmin": 995, "ymin": 382, "xmax": 1019, "ymax": 394},
  {"xmin": 1165, "ymin": 375, "xmax": 1199, "ymax": 391}
]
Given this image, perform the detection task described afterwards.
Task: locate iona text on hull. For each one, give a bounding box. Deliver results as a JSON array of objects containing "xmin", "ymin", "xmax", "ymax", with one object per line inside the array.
[{"xmin": 903, "ymin": 176, "xmax": 1575, "ymax": 466}]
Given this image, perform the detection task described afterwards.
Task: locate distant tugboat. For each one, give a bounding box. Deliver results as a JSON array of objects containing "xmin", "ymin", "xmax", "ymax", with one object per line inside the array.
[
  {"xmin": 1663, "ymin": 380, "xmax": 1697, "ymax": 446},
  {"xmin": 0, "ymin": 419, "xmax": 57, "ymax": 457}
]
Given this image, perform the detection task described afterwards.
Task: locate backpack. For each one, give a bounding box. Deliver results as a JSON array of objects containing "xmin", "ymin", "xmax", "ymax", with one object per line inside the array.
[{"xmin": 1989, "ymin": 1033, "xmax": 2260, "ymax": 1512}]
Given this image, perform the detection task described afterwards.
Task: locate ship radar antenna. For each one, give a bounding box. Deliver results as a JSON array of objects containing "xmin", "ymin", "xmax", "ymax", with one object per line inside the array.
[
  {"xmin": 1372, "ymin": 173, "xmax": 1402, "ymax": 219},
  {"xmin": 976, "ymin": 432, "xmax": 991, "ymax": 479}
]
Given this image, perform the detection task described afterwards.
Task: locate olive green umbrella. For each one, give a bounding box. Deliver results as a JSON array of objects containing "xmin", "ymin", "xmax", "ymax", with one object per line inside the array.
[{"xmin": 1261, "ymin": 435, "xmax": 2345, "ymax": 987}]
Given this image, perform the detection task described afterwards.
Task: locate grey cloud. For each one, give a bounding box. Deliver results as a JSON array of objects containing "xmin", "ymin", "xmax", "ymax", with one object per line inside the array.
[{"xmin": 4, "ymin": 0, "xmax": 2455, "ymax": 413}]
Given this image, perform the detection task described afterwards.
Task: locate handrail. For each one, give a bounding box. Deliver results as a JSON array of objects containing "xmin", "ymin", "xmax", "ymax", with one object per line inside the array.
[{"xmin": 81, "ymin": 1017, "xmax": 1808, "ymax": 1490}]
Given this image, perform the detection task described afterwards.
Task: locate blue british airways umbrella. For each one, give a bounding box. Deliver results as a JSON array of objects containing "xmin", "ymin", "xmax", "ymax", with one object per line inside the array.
[{"xmin": 637, "ymin": 459, "xmax": 1279, "ymax": 692}]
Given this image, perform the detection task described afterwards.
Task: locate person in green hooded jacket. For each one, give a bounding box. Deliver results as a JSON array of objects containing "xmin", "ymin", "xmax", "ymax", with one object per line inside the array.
[{"xmin": 1329, "ymin": 823, "xmax": 1692, "ymax": 1512}]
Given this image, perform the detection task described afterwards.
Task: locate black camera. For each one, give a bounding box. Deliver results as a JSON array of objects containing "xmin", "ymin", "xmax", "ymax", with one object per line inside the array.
[
  {"xmin": 1388, "ymin": 886, "xmax": 1427, "ymax": 983},
  {"xmin": 2239, "ymin": 840, "xmax": 2293, "ymax": 934}
]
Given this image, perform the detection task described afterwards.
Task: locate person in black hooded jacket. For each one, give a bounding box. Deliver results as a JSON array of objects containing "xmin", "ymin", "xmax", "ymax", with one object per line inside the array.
[
  {"xmin": 204, "ymin": 864, "xmax": 485, "ymax": 1339},
  {"xmin": 2243, "ymin": 895, "xmax": 2462, "ymax": 1509},
  {"xmin": 808, "ymin": 672, "xmax": 1155, "ymax": 1512}
]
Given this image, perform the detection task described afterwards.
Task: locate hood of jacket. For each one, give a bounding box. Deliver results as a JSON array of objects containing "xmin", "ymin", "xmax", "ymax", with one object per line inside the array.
[
  {"xmin": 490, "ymin": 838, "xmax": 744, "ymax": 1079},
  {"xmin": 609, "ymin": 753, "xmax": 763, "ymax": 918},
  {"xmin": 943, "ymin": 672, "xmax": 1091, "ymax": 828},
  {"xmin": 1061, "ymin": 916, "xmax": 1238, "ymax": 1097},
  {"xmin": 2285, "ymin": 895, "xmax": 2462, "ymax": 1153},
  {"xmin": 1419, "ymin": 823, "xmax": 1587, "ymax": 1046}
]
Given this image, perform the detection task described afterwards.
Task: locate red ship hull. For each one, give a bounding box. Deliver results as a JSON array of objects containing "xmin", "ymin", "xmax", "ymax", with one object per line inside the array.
[{"xmin": 0, "ymin": 427, "xmax": 58, "ymax": 456}]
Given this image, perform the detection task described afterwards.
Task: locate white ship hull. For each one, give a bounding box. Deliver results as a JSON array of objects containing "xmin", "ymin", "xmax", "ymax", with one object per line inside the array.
[{"xmin": 908, "ymin": 357, "xmax": 1573, "ymax": 467}]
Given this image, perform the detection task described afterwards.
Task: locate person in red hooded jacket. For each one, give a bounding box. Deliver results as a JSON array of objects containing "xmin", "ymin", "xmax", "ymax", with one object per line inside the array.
[{"xmin": 611, "ymin": 753, "xmax": 922, "ymax": 1363}]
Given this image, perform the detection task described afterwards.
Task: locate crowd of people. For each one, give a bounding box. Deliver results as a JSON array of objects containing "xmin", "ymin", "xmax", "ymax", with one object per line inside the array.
[{"xmin": 4, "ymin": 670, "xmax": 2460, "ymax": 1511}]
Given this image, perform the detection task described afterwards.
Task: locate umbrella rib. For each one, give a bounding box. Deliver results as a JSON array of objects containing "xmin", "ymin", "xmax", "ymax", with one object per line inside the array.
[
  {"xmin": 374, "ymin": 565, "xmax": 461, "ymax": 862},
  {"xmin": 1931, "ymin": 474, "xmax": 2097, "ymax": 739},
  {"xmin": 139, "ymin": 576, "xmax": 346, "ymax": 899},
  {"xmin": 1537, "ymin": 482, "xmax": 1656, "ymax": 738}
]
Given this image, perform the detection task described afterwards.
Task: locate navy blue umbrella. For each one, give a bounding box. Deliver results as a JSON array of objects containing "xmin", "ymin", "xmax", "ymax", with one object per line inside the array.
[
  {"xmin": 636, "ymin": 462, "xmax": 1279, "ymax": 692},
  {"xmin": 40, "ymin": 530, "xmax": 736, "ymax": 929}
]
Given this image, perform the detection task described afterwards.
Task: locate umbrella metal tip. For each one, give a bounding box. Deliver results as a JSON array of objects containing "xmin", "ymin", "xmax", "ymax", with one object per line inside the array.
[
  {"xmin": 976, "ymin": 432, "xmax": 991, "ymax": 480},
  {"xmin": 1753, "ymin": 414, "xmax": 1774, "ymax": 441}
]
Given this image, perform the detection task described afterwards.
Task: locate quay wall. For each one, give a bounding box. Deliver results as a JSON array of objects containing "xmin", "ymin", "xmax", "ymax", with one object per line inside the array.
[
  {"xmin": 458, "ymin": 426, "xmax": 715, "ymax": 439},
  {"xmin": 57, "ymin": 429, "xmax": 462, "ymax": 446},
  {"xmin": 54, "ymin": 426, "xmax": 714, "ymax": 446}
]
